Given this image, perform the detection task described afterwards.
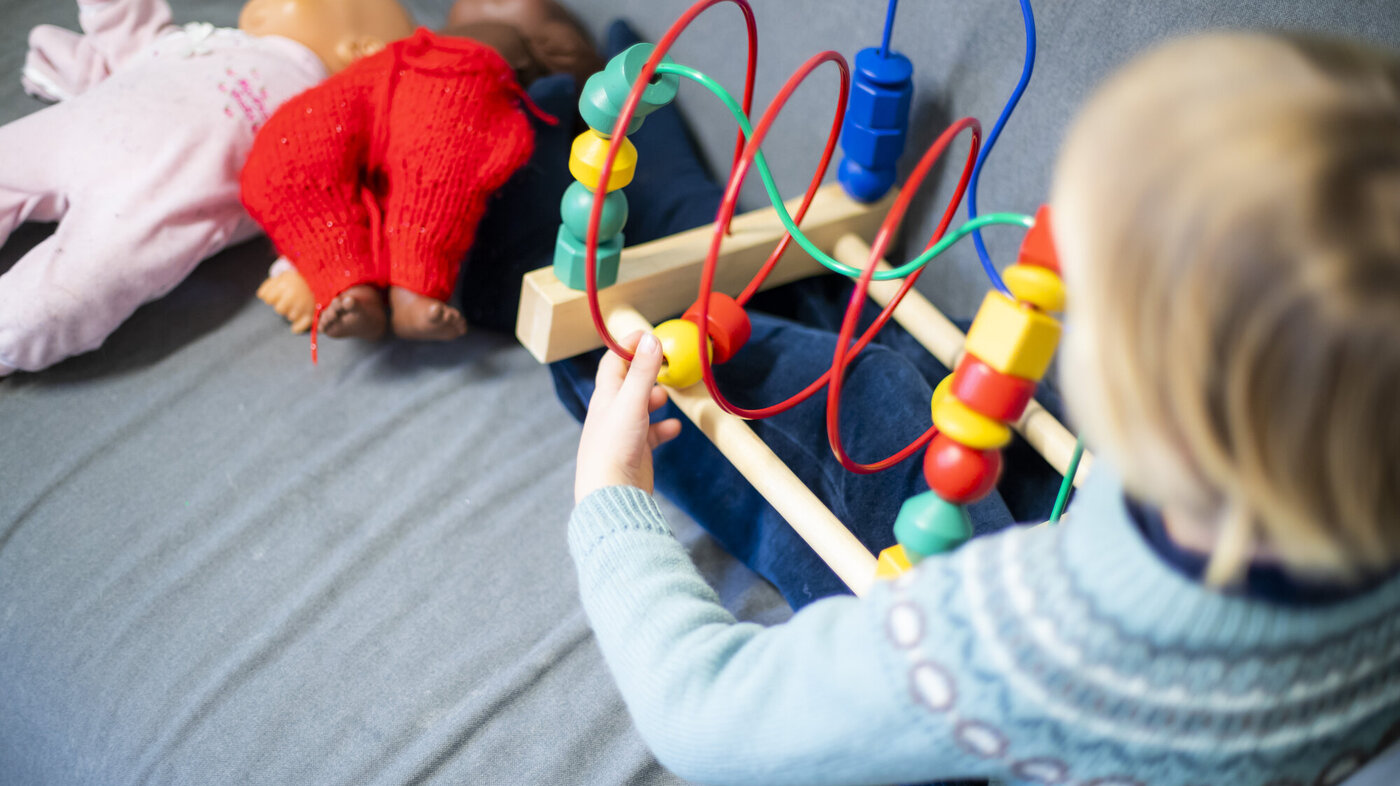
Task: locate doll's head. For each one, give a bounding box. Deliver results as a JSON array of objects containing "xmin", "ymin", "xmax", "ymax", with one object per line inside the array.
[
  {"xmin": 441, "ymin": 20, "xmax": 548, "ymax": 86},
  {"xmin": 446, "ymin": 0, "xmax": 601, "ymax": 84},
  {"xmin": 1051, "ymin": 33, "xmax": 1400, "ymax": 585},
  {"xmin": 238, "ymin": 0, "xmax": 416, "ymax": 74}
]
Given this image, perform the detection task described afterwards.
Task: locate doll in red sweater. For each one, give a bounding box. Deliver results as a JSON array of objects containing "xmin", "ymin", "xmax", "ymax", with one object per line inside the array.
[{"xmin": 241, "ymin": 26, "xmax": 539, "ymax": 342}]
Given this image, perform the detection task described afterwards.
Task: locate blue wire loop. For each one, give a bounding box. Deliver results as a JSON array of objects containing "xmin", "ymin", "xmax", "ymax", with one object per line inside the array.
[
  {"xmin": 879, "ymin": 0, "xmax": 899, "ymax": 57},
  {"xmin": 967, "ymin": 0, "xmax": 1036, "ymax": 295}
]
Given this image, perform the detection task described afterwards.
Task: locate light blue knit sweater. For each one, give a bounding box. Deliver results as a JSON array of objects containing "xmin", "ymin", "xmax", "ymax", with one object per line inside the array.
[{"xmin": 567, "ymin": 468, "xmax": 1400, "ymax": 785}]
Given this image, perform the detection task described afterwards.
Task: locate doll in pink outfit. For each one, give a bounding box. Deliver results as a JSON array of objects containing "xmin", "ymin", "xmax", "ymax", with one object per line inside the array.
[{"xmin": 0, "ymin": 0, "xmax": 416, "ymax": 376}]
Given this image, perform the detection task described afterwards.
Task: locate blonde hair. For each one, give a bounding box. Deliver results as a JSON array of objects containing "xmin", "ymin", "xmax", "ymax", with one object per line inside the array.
[{"xmin": 1050, "ymin": 33, "xmax": 1400, "ymax": 585}]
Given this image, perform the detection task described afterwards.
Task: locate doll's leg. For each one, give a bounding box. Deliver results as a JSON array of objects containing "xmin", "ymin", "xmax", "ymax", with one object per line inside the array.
[
  {"xmin": 22, "ymin": 0, "xmax": 173, "ymax": 101},
  {"xmin": 0, "ymin": 194, "xmax": 234, "ymax": 372},
  {"xmin": 0, "ymin": 110, "xmax": 70, "ymax": 247}
]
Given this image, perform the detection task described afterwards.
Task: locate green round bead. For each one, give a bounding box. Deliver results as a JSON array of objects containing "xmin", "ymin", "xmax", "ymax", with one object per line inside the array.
[
  {"xmin": 560, "ymin": 181, "xmax": 629, "ymax": 240},
  {"xmin": 892, "ymin": 491, "xmax": 973, "ymax": 562}
]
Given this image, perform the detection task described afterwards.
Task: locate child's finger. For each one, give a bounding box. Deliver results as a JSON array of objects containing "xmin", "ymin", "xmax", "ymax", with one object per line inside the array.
[
  {"xmin": 595, "ymin": 331, "xmax": 645, "ymax": 398},
  {"xmin": 648, "ymin": 418, "xmax": 683, "ymax": 449},
  {"xmin": 647, "ymin": 384, "xmax": 668, "ymax": 414},
  {"xmin": 618, "ymin": 333, "xmax": 665, "ymax": 409}
]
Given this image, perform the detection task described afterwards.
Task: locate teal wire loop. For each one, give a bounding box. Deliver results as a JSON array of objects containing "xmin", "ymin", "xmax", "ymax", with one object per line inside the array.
[{"xmin": 655, "ymin": 62, "xmax": 1033, "ymax": 281}]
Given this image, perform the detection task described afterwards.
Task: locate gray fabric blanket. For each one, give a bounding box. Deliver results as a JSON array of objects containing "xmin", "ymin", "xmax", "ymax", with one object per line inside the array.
[{"xmin": 2, "ymin": 0, "xmax": 1397, "ymax": 784}]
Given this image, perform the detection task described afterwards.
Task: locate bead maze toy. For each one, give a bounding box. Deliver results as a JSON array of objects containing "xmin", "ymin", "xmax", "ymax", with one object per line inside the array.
[{"xmin": 516, "ymin": 0, "xmax": 1089, "ymax": 596}]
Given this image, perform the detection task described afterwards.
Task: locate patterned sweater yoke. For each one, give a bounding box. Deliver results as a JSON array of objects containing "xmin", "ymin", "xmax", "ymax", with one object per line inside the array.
[{"xmin": 566, "ymin": 469, "xmax": 1400, "ymax": 786}]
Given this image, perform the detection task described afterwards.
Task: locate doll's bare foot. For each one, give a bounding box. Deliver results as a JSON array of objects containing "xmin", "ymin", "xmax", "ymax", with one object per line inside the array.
[
  {"xmin": 388, "ymin": 286, "xmax": 467, "ymax": 341},
  {"xmin": 257, "ymin": 263, "xmax": 317, "ymax": 333},
  {"xmin": 320, "ymin": 285, "xmax": 388, "ymax": 340}
]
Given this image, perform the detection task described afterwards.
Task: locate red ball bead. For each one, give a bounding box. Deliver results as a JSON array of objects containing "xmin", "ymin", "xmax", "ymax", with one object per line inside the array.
[
  {"xmin": 683, "ymin": 292, "xmax": 751, "ymax": 364},
  {"xmin": 923, "ymin": 433, "xmax": 1003, "ymax": 504}
]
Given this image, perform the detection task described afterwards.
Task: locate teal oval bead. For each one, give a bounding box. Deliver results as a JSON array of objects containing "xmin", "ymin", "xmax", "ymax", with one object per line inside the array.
[
  {"xmin": 892, "ymin": 491, "xmax": 973, "ymax": 563},
  {"xmin": 579, "ymin": 43, "xmax": 680, "ymax": 136},
  {"xmin": 560, "ymin": 181, "xmax": 628, "ymax": 240}
]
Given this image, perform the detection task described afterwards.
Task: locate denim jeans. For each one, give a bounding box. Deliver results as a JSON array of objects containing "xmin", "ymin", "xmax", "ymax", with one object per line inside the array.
[{"xmin": 551, "ymin": 276, "xmax": 1067, "ymax": 610}]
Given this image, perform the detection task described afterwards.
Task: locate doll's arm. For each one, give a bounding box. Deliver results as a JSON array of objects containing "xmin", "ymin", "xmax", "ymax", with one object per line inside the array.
[
  {"xmin": 22, "ymin": 0, "xmax": 174, "ymax": 101},
  {"xmin": 257, "ymin": 259, "xmax": 316, "ymax": 333}
]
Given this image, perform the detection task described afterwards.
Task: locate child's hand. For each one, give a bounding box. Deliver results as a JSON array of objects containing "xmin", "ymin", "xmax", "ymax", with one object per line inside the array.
[{"xmin": 575, "ymin": 331, "xmax": 684, "ymax": 503}]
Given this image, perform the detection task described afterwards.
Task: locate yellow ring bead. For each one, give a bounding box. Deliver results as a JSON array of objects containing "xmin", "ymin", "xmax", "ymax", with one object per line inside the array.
[
  {"xmin": 653, "ymin": 319, "xmax": 711, "ymax": 389},
  {"xmin": 932, "ymin": 395, "xmax": 1013, "ymax": 450},
  {"xmin": 569, "ymin": 130, "xmax": 637, "ymax": 193},
  {"xmin": 930, "ymin": 374, "xmax": 953, "ymax": 422},
  {"xmin": 1002, "ymin": 263, "xmax": 1066, "ymax": 313}
]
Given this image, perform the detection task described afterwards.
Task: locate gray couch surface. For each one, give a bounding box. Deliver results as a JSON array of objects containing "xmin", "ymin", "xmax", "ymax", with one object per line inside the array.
[{"xmin": 2, "ymin": 1, "xmax": 1397, "ymax": 784}]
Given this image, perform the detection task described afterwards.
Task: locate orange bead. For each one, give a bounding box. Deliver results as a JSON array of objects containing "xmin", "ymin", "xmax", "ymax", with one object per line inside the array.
[
  {"xmin": 683, "ymin": 293, "xmax": 751, "ymax": 364},
  {"xmin": 1016, "ymin": 204, "xmax": 1059, "ymax": 274},
  {"xmin": 951, "ymin": 353, "xmax": 1036, "ymax": 422}
]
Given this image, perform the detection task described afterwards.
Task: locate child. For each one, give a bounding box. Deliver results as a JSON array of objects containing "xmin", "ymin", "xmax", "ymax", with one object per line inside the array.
[{"xmin": 565, "ymin": 32, "xmax": 1400, "ymax": 785}]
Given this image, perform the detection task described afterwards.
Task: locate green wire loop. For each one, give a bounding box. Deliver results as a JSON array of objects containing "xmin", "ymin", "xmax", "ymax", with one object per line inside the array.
[
  {"xmin": 1048, "ymin": 437, "xmax": 1085, "ymax": 524},
  {"xmin": 655, "ymin": 62, "xmax": 1033, "ymax": 281},
  {"xmin": 650, "ymin": 62, "xmax": 1083, "ymax": 525}
]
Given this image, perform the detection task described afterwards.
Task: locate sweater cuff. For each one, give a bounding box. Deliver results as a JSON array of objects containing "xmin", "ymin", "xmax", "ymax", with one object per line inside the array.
[{"xmin": 567, "ymin": 486, "xmax": 675, "ymax": 562}]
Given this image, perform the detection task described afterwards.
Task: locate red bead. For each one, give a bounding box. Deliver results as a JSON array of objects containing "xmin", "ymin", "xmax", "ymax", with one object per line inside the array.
[
  {"xmin": 951, "ymin": 353, "xmax": 1037, "ymax": 422},
  {"xmin": 923, "ymin": 433, "xmax": 1003, "ymax": 504},
  {"xmin": 683, "ymin": 292, "xmax": 751, "ymax": 364},
  {"xmin": 1016, "ymin": 204, "xmax": 1060, "ymax": 274}
]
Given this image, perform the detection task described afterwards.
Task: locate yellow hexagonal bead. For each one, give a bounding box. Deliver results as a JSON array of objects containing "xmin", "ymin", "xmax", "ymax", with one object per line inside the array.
[
  {"xmin": 569, "ymin": 130, "xmax": 637, "ymax": 193},
  {"xmin": 1002, "ymin": 263, "xmax": 1066, "ymax": 313},
  {"xmin": 653, "ymin": 319, "xmax": 711, "ymax": 389},
  {"xmin": 963, "ymin": 291, "xmax": 1062, "ymax": 381},
  {"xmin": 932, "ymin": 394, "xmax": 1013, "ymax": 450},
  {"xmin": 875, "ymin": 544, "xmax": 914, "ymax": 580}
]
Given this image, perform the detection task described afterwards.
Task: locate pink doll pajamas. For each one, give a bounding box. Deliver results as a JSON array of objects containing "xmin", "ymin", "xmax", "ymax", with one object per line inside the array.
[{"xmin": 0, "ymin": 0, "xmax": 325, "ymax": 375}]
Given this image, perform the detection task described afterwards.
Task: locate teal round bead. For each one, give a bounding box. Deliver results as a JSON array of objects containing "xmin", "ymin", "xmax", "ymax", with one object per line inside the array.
[
  {"xmin": 560, "ymin": 181, "xmax": 628, "ymax": 240},
  {"xmin": 892, "ymin": 491, "xmax": 973, "ymax": 562},
  {"xmin": 579, "ymin": 43, "xmax": 680, "ymax": 136}
]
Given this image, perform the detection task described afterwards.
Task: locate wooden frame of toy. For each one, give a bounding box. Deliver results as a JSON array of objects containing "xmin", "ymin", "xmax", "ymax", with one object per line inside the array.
[{"xmin": 515, "ymin": 0, "xmax": 1090, "ymax": 597}]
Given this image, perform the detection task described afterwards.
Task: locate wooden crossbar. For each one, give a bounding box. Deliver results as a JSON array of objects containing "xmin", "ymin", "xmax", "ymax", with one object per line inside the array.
[{"xmin": 518, "ymin": 185, "xmax": 1091, "ymax": 594}]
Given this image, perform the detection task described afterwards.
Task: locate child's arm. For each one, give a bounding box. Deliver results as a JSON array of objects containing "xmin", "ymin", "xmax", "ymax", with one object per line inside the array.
[{"xmin": 571, "ymin": 335, "xmax": 1000, "ymax": 785}]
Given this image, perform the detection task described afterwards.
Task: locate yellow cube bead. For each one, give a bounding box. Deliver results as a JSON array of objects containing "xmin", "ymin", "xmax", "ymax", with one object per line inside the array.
[
  {"xmin": 932, "ymin": 395, "xmax": 1012, "ymax": 450},
  {"xmin": 1002, "ymin": 263, "xmax": 1066, "ymax": 313},
  {"xmin": 653, "ymin": 319, "xmax": 712, "ymax": 389},
  {"xmin": 963, "ymin": 291, "xmax": 1062, "ymax": 381},
  {"xmin": 875, "ymin": 544, "xmax": 914, "ymax": 580},
  {"xmin": 569, "ymin": 131, "xmax": 637, "ymax": 193}
]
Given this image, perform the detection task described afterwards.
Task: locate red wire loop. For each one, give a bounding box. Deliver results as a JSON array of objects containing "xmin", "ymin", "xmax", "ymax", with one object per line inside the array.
[
  {"xmin": 580, "ymin": 0, "xmax": 984, "ymax": 474},
  {"xmin": 585, "ymin": 0, "xmax": 758, "ymax": 362}
]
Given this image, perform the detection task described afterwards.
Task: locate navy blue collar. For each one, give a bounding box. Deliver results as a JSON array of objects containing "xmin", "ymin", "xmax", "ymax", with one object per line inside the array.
[{"xmin": 1125, "ymin": 497, "xmax": 1390, "ymax": 606}]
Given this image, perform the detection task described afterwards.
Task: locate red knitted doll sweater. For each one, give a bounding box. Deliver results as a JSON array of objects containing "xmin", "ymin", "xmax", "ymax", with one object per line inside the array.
[{"xmin": 241, "ymin": 28, "xmax": 536, "ymax": 307}]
